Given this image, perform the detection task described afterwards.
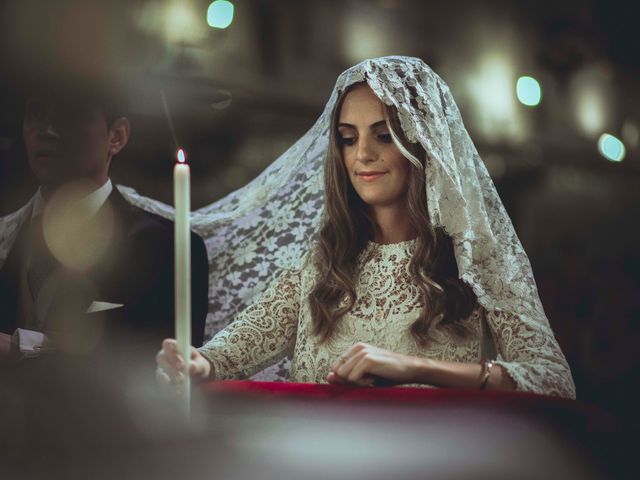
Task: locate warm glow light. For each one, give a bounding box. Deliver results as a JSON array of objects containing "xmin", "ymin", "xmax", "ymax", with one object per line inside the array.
[
  {"xmin": 476, "ymin": 57, "xmax": 513, "ymax": 116},
  {"xmin": 466, "ymin": 53, "xmax": 526, "ymax": 143},
  {"xmin": 621, "ymin": 120, "xmax": 639, "ymax": 149},
  {"xmin": 207, "ymin": 0, "xmax": 234, "ymax": 29},
  {"xmin": 516, "ymin": 76, "xmax": 541, "ymax": 106},
  {"xmin": 165, "ymin": 1, "xmax": 205, "ymax": 43},
  {"xmin": 177, "ymin": 148, "xmax": 186, "ymax": 163},
  {"xmin": 598, "ymin": 133, "xmax": 626, "ymax": 162},
  {"xmin": 577, "ymin": 90, "xmax": 606, "ymax": 137},
  {"xmin": 343, "ymin": 16, "xmax": 390, "ymax": 63},
  {"xmin": 571, "ymin": 65, "xmax": 612, "ymax": 139},
  {"xmin": 43, "ymin": 181, "xmax": 115, "ymax": 271}
]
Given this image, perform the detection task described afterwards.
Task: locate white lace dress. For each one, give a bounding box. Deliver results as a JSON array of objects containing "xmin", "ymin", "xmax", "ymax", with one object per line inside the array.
[{"xmin": 199, "ymin": 240, "xmax": 576, "ymax": 399}]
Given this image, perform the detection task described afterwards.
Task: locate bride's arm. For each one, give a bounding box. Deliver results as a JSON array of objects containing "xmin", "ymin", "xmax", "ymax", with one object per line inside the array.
[
  {"xmin": 157, "ymin": 268, "xmax": 301, "ymax": 383},
  {"xmin": 484, "ymin": 310, "xmax": 576, "ymax": 398},
  {"xmin": 329, "ymin": 308, "xmax": 576, "ymax": 398},
  {"xmin": 327, "ymin": 343, "xmax": 514, "ymax": 391}
]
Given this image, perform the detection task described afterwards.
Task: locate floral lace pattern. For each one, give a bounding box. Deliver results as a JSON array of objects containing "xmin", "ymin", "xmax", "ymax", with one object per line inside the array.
[
  {"xmin": 1, "ymin": 57, "xmax": 575, "ymax": 396},
  {"xmin": 200, "ymin": 241, "xmax": 574, "ymax": 398}
]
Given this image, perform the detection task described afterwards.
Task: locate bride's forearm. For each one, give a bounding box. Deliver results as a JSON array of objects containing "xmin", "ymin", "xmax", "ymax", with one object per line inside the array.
[{"xmin": 409, "ymin": 357, "xmax": 516, "ymax": 391}]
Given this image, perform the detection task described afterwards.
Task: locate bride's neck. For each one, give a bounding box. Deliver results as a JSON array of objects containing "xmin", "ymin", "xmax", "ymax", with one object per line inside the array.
[{"xmin": 369, "ymin": 205, "xmax": 416, "ymax": 244}]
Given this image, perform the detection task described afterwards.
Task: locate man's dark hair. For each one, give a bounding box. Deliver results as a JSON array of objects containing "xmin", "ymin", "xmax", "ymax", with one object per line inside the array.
[
  {"xmin": 83, "ymin": 88, "xmax": 129, "ymax": 128},
  {"xmin": 22, "ymin": 76, "xmax": 130, "ymax": 128}
]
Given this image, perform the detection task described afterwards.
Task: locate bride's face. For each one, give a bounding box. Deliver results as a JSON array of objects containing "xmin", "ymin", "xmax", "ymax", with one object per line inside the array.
[{"xmin": 338, "ymin": 85, "xmax": 410, "ymax": 210}]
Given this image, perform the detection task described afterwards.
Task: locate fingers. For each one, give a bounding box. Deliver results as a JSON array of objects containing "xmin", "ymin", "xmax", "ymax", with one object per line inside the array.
[
  {"xmin": 344, "ymin": 356, "xmax": 376, "ymax": 387},
  {"xmin": 156, "ymin": 367, "xmax": 185, "ymax": 387},
  {"xmin": 156, "ymin": 350, "xmax": 180, "ymax": 376},
  {"xmin": 331, "ymin": 347, "xmax": 377, "ymax": 387},
  {"xmin": 330, "ymin": 354, "xmax": 347, "ymax": 373},
  {"xmin": 156, "ymin": 338, "xmax": 189, "ymax": 385},
  {"xmin": 335, "ymin": 349, "xmax": 368, "ymax": 379},
  {"xmin": 162, "ymin": 338, "xmax": 177, "ymax": 351},
  {"xmin": 330, "ymin": 342, "xmax": 369, "ymax": 371},
  {"xmin": 348, "ymin": 354, "xmax": 377, "ymax": 385},
  {"xmin": 329, "ymin": 343, "xmax": 409, "ymax": 387},
  {"xmin": 155, "ymin": 367, "xmax": 171, "ymax": 384},
  {"xmin": 157, "ymin": 342, "xmax": 184, "ymax": 370},
  {"xmin": 161, "ymin": 339, "xmax": 183, "ymax": 364},
  {"xmin": 326, "ymin": 371, "xmax": 345, "ymax": 384}
]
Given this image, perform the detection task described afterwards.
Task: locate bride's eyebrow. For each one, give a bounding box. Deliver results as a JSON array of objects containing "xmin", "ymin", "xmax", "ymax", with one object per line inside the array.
[
  {"xmin": 370, "ymin": 120, "xmax": 388, "ymax": 129},
  {"xmin": 338, "ymin": 120, "xmax": 387, "ymax": 129}
]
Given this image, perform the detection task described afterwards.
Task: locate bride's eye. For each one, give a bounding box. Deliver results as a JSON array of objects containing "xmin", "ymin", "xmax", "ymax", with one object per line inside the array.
[
  {"xmin": 339, "ymin": 136, "xmax": 357, "ymax": 147},
  {"xmin": 378, "ymin": 133, "xmax": 393, "ymax": 144}
]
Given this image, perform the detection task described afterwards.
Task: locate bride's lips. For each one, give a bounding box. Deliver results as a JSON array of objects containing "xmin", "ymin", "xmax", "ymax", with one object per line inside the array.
[{"xmin": 357, "ymin": 171, "xmax": 387, "ymax": 182}]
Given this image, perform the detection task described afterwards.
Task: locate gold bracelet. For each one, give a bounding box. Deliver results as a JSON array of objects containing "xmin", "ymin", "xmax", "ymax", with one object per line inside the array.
[{"xmin": 480, "ymin": 360, "xmax": 494, "ymax": 390}]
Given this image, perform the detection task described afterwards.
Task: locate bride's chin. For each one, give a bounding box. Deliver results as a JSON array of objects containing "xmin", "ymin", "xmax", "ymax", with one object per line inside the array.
[{"xmin": 360, "ymin": 197, "xmax": 397, "ymax": 208}]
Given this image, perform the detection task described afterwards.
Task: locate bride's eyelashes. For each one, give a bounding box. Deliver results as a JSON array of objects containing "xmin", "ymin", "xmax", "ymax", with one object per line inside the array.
[
  {"xmin": 339, "ymin": 136, "xmax": 356, "ymax": 146},
  {"xmin": 377, "ymin": 133, "xmax": 392, "ymax": 144},
  {"xmin": 338, "ymin": 132, "xmax": 393, "ymax": 147}
]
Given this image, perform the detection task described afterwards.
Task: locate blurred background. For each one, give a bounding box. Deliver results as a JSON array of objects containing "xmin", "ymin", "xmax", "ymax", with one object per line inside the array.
[{"xmin": 0, "ymin": 0, "xmax": 638, "ymax": 422}]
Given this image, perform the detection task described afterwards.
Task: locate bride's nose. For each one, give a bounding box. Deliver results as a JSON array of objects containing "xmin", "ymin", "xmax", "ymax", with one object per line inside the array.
[{"xmin": 355, "ymin": 136, "xmax": 377, "ymax": 163}]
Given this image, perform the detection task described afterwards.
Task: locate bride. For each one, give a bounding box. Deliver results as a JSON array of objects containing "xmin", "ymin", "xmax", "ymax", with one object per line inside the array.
[{"xmin": 152, "ymin": 56, "xmax": 574, "ymax": 397}]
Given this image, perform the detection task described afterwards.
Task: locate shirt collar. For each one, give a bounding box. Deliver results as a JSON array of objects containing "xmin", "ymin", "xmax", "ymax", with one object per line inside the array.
[{"xmin": 31, "ymin": 178, "xmax": 113, "ymax": 220}]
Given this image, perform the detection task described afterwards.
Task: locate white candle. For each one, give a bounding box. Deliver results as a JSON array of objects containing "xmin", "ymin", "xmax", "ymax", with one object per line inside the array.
[{"xmin": 174, "ymin": 148, "xmax": 191, "ymax": 416}]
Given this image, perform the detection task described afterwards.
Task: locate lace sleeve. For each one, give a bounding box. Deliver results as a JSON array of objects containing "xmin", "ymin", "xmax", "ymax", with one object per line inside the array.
[
  {"xmin": 198, "ymin": 268, "xmax": 301, "ymax": 380},
  {"xmin": 486, "ymin": 310, "xmax": 576, "ymax": 399}
]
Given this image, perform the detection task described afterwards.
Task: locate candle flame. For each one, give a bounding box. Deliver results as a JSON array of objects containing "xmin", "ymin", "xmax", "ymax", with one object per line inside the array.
[{"xmin": 177, "ymin": 148, "xmax": 186, "ymax": 163}]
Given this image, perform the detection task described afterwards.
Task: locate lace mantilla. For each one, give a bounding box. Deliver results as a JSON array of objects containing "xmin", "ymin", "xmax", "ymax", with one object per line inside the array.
[{"xmin": 0, "ymin": 199, "xmax": 33, "ymax": 266}]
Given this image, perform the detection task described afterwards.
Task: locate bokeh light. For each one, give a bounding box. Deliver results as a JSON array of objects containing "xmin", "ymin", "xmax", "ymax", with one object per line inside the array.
[
  {"xmin": 343, "ymin": 13, "xmax": 395, "ymax": 64},
  {"xmin": 43, "ymin": 181, "xmax": 115, "ymax": 271},
  {"xmin": 577, "ymin": 90, "xmax": 606, "ymax": 138},
  {"xmin": 621, "ymin": 120, "xmax": 639, "ymax": 149},
  {"xmin": 516, "ymin": 76, "xmax": 542, "ymax": 106},
  {"xmin": 466, "ymin": 53, "xmax": 526, "ymax": 143},
  {"xmin": 165, "ymin": 1, "xmax": 205, "ymax": 43},
  {"xmin": 598, "ymin": 133, "xmax": 626, "ymax": 162},
  {"xmin": 207, "ymin": 0, "xmax": 234, "ymax": 29},
  {"xmin": 571, "ymin": 66, "xmax": 613, "ymax": 138}
]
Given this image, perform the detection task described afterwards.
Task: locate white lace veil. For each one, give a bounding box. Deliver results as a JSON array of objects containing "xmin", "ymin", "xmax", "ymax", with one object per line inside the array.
[{"xmin": 0, "ymin": 57, "xmax": 549, "ymax": 376}]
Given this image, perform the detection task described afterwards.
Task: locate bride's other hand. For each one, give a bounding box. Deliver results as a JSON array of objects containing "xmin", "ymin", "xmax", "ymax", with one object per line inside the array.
[
  {"xmin": 327, "ymin": 342, "xmax": 420, "ymax": 387},
  {"xmin": 156, "ymin": 338, "xmax": 212, "ymax": 385}
]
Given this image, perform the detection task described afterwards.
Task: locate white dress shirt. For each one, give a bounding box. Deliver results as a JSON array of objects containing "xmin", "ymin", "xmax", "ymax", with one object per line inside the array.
[{"xmin": 31, "ymin": 178, "xmax": 113, "ymax": 220}]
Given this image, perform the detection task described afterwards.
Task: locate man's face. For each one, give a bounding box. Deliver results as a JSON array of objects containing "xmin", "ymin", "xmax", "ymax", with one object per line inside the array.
[{"xmin": 23, "ymin": 95, "xmax": 112, "ymax": 189}]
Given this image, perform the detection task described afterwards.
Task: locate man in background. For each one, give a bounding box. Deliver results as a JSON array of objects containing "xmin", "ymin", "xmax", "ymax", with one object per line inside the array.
[{"xmin": 0, "ymin": 78, "xmax": 208, "ymax": 363}]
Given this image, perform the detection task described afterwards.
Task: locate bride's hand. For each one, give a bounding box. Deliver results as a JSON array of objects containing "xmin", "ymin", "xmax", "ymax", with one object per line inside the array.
[
  {"xmin": 156, "ymin": 338, "xmax": 212, "ymax": 385},
  {"xmin": 326, "ymin": 343, "xmax": 421, "ymax": 386}
]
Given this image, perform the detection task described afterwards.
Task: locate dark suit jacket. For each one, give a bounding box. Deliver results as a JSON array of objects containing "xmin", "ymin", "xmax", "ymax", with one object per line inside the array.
[{"xmin": 0, "ymin": 187, "xmax": 209, "ymax": 358}]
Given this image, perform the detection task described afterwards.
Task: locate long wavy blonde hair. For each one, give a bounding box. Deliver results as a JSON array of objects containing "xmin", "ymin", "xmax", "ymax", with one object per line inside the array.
[{"xmin": 308, "ymin": 83, "xmax": 477, "ymax": 346}]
